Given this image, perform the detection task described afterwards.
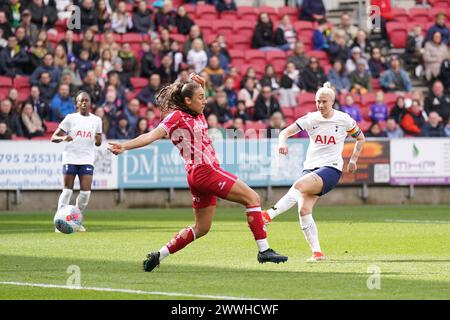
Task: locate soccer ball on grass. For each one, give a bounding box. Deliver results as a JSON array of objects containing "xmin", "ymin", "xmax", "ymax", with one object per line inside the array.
[{"xmin": 54, "ymin": 205, "xmax": 83, "ymax": 234}]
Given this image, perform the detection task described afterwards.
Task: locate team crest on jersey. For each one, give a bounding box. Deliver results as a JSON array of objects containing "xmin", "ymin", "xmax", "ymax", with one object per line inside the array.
[{"xmin": 315, "ymin": 135, "xmax": 336, "ymax": 145}]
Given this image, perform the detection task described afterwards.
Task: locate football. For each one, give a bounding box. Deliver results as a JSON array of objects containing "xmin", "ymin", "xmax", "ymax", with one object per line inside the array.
[{"xmin": 54, "ymin": 205, "xmax": 83, "ymax": 234}]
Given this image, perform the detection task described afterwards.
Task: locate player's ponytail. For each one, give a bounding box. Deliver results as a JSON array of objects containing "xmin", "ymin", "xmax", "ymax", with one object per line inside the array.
[
  {"xmin": 155, "ymin": 80, "xmax": 201, "ymax": 117},
  {"xmin": 316, "ymin": 81, "xmax": 336, "ymax": 102}
]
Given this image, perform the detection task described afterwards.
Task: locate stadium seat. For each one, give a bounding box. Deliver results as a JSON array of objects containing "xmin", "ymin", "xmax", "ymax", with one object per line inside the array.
[
  {"xmin": 228, "ymin": 49, "xmax": 245, "ymax": 67},
  {"xmin": 213, "ymin": 20, "xmax": 234, "ymax": 39},
  {"xmin": 384, "ymin": 93, "xmax": 399, "ymax": 107},
  {"xmin": 126, "ymin": 90, "xmax": 138, "ymax": 101},
  {"xmin": 409, "ymin": 8, "xmax": 431, "ymax": 23},
  {"xmin": 358, "ymin": 120, "xmax": 372, "ymax": 132},
  {"xmin": 307, "ymin": 50, "xmax": 329, "ymax": 65},
  {"xmin": 233, "ymin": 21, "xmax": 256, "ymax": 39},
  {"xmin": 130, "ymin": 77, "xmax": 148, "ymax": 91},
  {"xmin": 13, "ymin": 76, "xmax": 30, "ymax": 89},
  {"xmin": 44, "ymin": 121, "xmax": 59, "ymax": 133},
  {"xmin": 229, "ymin": 35, "xmax": 251, "ymax": 50},
  {"xmin": 237, "ymin": 6, "xmax": 259, "ymax": 22},
  {"xmin": 372, "ymin": 78, "xmax": 381, "ymax": 91},
  {"xmin": 0, "ymin": 76, "xmax": 13, "ymax": 88},
  {"xmin": 359, "ymin": 105, "xmax": 371, "ymax": 121},
  {"xmin": 386, "ymin": 22, "xmax": 408, "ymax": 48},
  {"xmin": 258, "ymin": 6, "xmax": 278, "ymax": 22},
  {"xmin": 429, "ymin": 7, "xmax": 448, "ymax": 20},
  {"xmin": 244, "ymin": 49, "xmax": 266, "ymax": 65},
  {"xmin": 391, "ymin": 7, "xmax": 409, "ymax": 23},
  {"xmin": 293, "ymin": 21, "xmax": 315, "ymax": 35},
  {"xmin": 170, "ymin": 34, "xmax": 186, "ymax": 45},
  {"xmin": 265, "ymin": 51, "xmax": 287, "ymax": 74},
  {"xmin": 122, "ymin": 33, "xmax": 143, "ymax": 44},
  {"xmin": 184, "ymin": 4, "xmax": 196, "ymax": 19},
  {"xmin": 54, "ymin": 19, "xmax": 67, "ymax": 33},
  {"xmin": 196, "ymin": 4, "xmax": 218, "ymax": 20},
  {"xmin": 17, "ymin": 89, "xmax": 30, "ymax": 102},
  {"xmin": 195, "ymin": 19, "xmax": 214, "ymax": 36},
  {"xmin": 220, "ymin": 11, "xmax": 238, "ymax": 20},
  {"xmin": 281, "ymin": 107, "xmax": 295, "ymax": 118},
  {"xmin": 360, "ymin": 92, "xmax": 377, "ymax": 108},
  {"xmin": 240, "ymin": 63, "xmax": 265, "ymax": 78},
  {"xmin": 245, "ymin": 121, "xmax": 267, "ymax": 131},
  {"xmin": 277, "ymin": 6, "xmax": 298, "ymax": 21},
  {"xmin": 223, "ymin": 119, "xmax": 234, "ymax": 129}
]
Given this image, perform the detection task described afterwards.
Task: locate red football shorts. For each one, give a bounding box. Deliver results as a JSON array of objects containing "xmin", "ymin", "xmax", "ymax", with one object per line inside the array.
[{"xmin": 187, "ymin": 164, "xmax": 238, "ymax": 209}]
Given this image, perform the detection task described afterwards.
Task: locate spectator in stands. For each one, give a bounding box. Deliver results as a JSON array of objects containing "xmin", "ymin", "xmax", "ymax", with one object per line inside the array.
[
  {"xmin": 61, "ymin": 71, "xmax": 80, "ymax": 96},
  {"xmin": 7, "ymin": 88, "xmax": 20, "ymax": 112},
  {"xmin": 111, "ymin": 1, "xmax": 132, "ymax": 34},
  {"xmin": 203, "ymin": 55, "xmax": 225, "ymax": 89},
  {"xmin": 167, "ymin": 40, "xmax": 183, "ymax": 73},
  {"xmin": 205, "ymin": 90, "xmax": 232, "ymax": 124},
  {"xmin": 15, "ymin": 27, "xmax": 31, "ymax": 51},
  {"xmin": 423, "ymin": 31, "xmax": 448, "ymax": 82},
  {"xmin": 74, "ymin": 49, "xmax": 93, "ymax": 81},
  {"xmin": 31, "ymin": 53, "xmax": 61, "ymax": 86},
  {"xmin": 54, "ymin": 44, "xmax": 68, "ymax": 71},
  {"xmin": 340, "ymin": 95, "xmax": 362, "ymax": 122},
  {"xmin": 329, "ymin": 30, "xmax": 350, "ymax": 64},
  {"xmin": 365, "ymin": 122, "xmax": 387, "ymax": 138},
  {"xmin": 0, "ymin": 10, "xmax": 12, "ymax": 41},
  {"xmin": 274, "ymin": 14, "xmax": 297, "ymax": 51},
  {"xmin": 27, "ymin": 0, "xmax": 56, "ymax": 30},
  {"xmin": 331, "ymin": 12, "xmax": 358, "ymax": 46},
  {"xmin": 287, "ymin": 41, "xmax": 309, "ymax": 72},
  {"xmin": 80, "ymin": 70, "xmax": 102, "ymax": 106},
  {"xmin": 64, "ymin": 54, "xmax": 83, "ymax": 87},
  {"xmin": 223, "ymin": 77, "xmax": 237, "ymax": 108},
  {"xmin": 50, "ymin": 83, "xmax": 75, "ymax": 122},
  {"xmin": 0, "ymin": 121, "xmax": 12, "ymax": 139},
  {"xmin": 118, "ymin": 42, "xmax": 139, "ymax": 80},
  {"xmin": 426, "ymin": 12, "xmax": 449, "ymax": 45},
  {"xmin": 227, "ymin": 116, "xmax": 245, "ymax": 139},
  {"xmin": 154, "ymin": 0, "xmax": 175, "ymax": 32},
  {"xmin": 58, "ymin": 30, "xmax": 78, "ymax": 58},
  {"xmin": 208, "ymin": 40, "xmax": 230, "ymax": 72},
  {"xmin": 327, "ymin": 60, "xmax": 350, "ymax": 95},
  {"xmin": 349, "ymin": 58, "xmax": 372, "ymax": 94},
  {"xmin": 207, "ymin": 113, "xmax": 225, "ymax": 141},
  {"xmin": 400, "ymin": 99, "xmax": 426, "ymax": 136},
  {"xmin": 345, "ymin": 46, "xmax": 368, "ymax": 74},
  {"xmin": 0, "ymin": 98, "xmax": 23, "ymax": 136},
  {"xmin": 421, "ymin": 111, "xmax": 446, "ymax": 137},
  {"xmin": 4, "ymin": 0, "xmax": 23, "ymax": 30},
  {"xmin": 133, "ymin": 0, "xmax": 155, "ymax": 35},
  {"xmin": 157, "ymin": 54, "xmax": 177, "ymax": 86},
  {"xmin": 217, "ymin": 0, "xmax": 237, "ymax": 13},
  {"xmin": 389, "ymin": 96, "xmax": 407, "ymax": 124},
  {"xmin": 187, "ymin": 38, "xmax": 208, "ymax": 74},
  {"xmin": 20, "ymin": 102, "xmax": 45, "ymax": 139},
  {"xmin": 174, "ymin": 5, "xmax": 194, "ymax": 36},
  {"xmin": 110, "ymin": 57, "xmax": 133, "ymax": 90},
  {"xmin": 384, "ymin": 118, "xmax": 404, "ymax": 138},
  {"xmin": 439, "ymin": 47, "xmax": 450, "ymax": 90},
  {"xmin": 240, "ymin": 67, "xmax": 259, "ymax": 91},
  {"xmin": 254, "ymin": 86, "xmax": 282, "ymax": 122},
  {"xmin": 134, "ymin": 117, "xmax": 149, "ymax": 138},
  {"xmin": 351, "ymin": 29, "xmax": 372, "ymax": 59},
  {"xmin": 260, "ymin": 64, "xmax": 280, "ymax": 91},
  {"xmin": 105, "ymin": 70, "xmax": 127, "ymax": 106},
  {"xmin": 200, "ymin": 70, "xmax": 216, "ymax": 99},
  {"xmin": 380, "ymin": 55, "xmax": 412, "ymax": 92},
  {"xmin": 140, "ymin": 43, "xmax": 157, "ymax": 79},
  {"xmin": 266, "ymin": 112, "xmax": 285, "ymax": 139},
  {"xmin": 424, "ymin": 80, "xmax": 450, "ymax": 123},
  {"xmin": 232, "ymin": 100, "xmax": 249, "ymax": 122},
  {"xmin": 404, "ymin": 25, "xmax": 425, "ymax": 76},
  {"xmin": 300, "ymin": 0, "xmax": 326, "ymax": 22},
  {"xmin": 26, "ymin": 86, "xmax": 50, "ymax": 121},
  {"xmin": 20, "ymin": 9, "xmax": 39, "ymax": 46},
  {"xmin": 78, "ymin": 28, "xmax": 99, "ymax": 61},
  {"xmin": 100, "ymin": 30, "xmax": 120, "ymax": 60},
  {"xmin": 37, "ymin": 72, "xmax": 57, "ymax": 104},
  {"xmin": 124, "ymin": 98, "xmax": 140, "ymax": 130},
  {"xmin": 301, "ymin": 57, "xmax": 327, "ymax": 92},
  {"xmin": 160, "ymin": 27, "xmax": 172, "ymax": 54},
  {"xmin": 97, "ymin": 0, "xmax": 113, "ymax": 33},
  {"xmin": 239, "ymin": 77, "xmax": 260, "ymax": 110},
  {"xmin": 79, "ymin": 0, "xmax": 99, "ymax": 33},
  {"xmin": 369, "ymin": 91, "xmax": 389, "ymax": 123},
  {"xmin": 215, "ymin": 33, "xmax": 231, "ymax": 61},
  {"xmin": 368, "ymin": 47, "xmax": 388, "ymax": 79},
  {"xmin": 93, "ymin": 106, "xmax": 110, "ymax": 137},
  {"xmin": 312, "ymin": 19, "xmax": 330, "ymax": 51},
  {"xmin": 252, "ymin": 13, "xmax": 277, "ymax": 51},
  {"xmin": 107, "ymin": 114, "xmax": 133, "ymax": 139},
  {"xmin": 96, "ymin": 48, "xmax": 114, "ymax": 80},
  {"xmin": 145, "ymin": 108, "xmax": 159, "ymax": 130},
  {"xmin": 137, "ymin": 73, "xmax": 161, "ymax": 108},
  {"xmin": 279, "ymin": 61, "xmax": 301, "ymax": 107},
  {"xmin": 183, "ymin": 24, "xmax": 205, "ymax": 56},
  {"xmin": 0, "ymin": 35, "xmax": 28, "ymax": 77}
]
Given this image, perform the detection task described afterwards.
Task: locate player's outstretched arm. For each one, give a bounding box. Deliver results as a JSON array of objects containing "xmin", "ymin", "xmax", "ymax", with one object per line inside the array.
[
  {"xmin": 277, "ymin": 123, "xmax": 301, "ymax": 155},
  {"xmin": 347, "ymin": 130, "xmax": 365, "ymax": 173},
  {"xmin": 51, "ymin": 128, "xmax": 72, "ymax": 143},
  {"xmin": 108, "ymin": 126, "xmax": 167, "ymax": 155}
]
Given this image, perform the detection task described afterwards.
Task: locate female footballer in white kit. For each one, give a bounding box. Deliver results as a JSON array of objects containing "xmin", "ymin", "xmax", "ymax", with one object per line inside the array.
[
  {"xmin": 51, "ymin": 91, "xmax": 102, "ymax": 232},
  {"xmin": 262, "ymin": 82, "xmax": 365, "ymax": 261}
]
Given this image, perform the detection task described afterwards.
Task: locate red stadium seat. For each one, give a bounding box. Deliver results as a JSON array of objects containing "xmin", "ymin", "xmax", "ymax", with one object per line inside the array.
[
  {"xmin": 228, "ymin": 49, "xmax": 245, "ymax": 67},
  {"xmin": 170, "ymin": 34, "xmax": 186, "ymax": 45},
  {"xmin": 44, "ymin": 121, "xmax": 59, "ymax": 133},
  {"xmin": 122, "ymin": 33, "xmax": 143, "ymax": 44},
  {"xmin": 183, "ymin": 4, "xmax": 197, "ymax": 19},
  {"xmin": 278, "ymin": 6, "xmax": 298, "ymax": 21},
  {"xmin": 307, "ymin": 50, "xmax": 329, "ymax": 65},
  {"xmin": 409, "ymin": 8, "xmax": 431, "ymax": 23},
  {"xmin": 196, "ymin": 4, "xmax": 218, "ymax": 20},
  {"xmin": 220, "ymin": 11, "xmax": 238, "ymax": 20},
  {"xmin": 233, "ymin": 21, "xmax": 256, "ymax": 39},
  {"xmin": 13, "ymin": 76, "xmax": 30, "ymax": 89},
  {"xmin": 372, "ymin": 78, "xmax": 381, "ymax": 91},
  {"xmin": 391, "ymin": 7, "xmax": 409, "ymax": 23},
  {"xmin": 195, "ymin": 19, "xmax": 214, "ymax": 36},
  {"xmin": 54, "ymin": 19, "xmax": 67, "ymax": 33},
  {"xmin": 386, "ymin": 22, "xmax": 408, "ymax": 48},
  {"xmin": 126, "ymin": 90, "xmax": 138, "ymax": 101},
  {"xmin": 258, "ymin": 6, "xmax": 278, "ymax": 22},
  {"xmin": 237, "ymin": 6, "xmax": 259, "ymax": 22},
  {"xmin": 240, "ymin": 63, "xmax": 265, "ymax": 78},
  {"xmin": 265, "ymin": 51, "xmax": 287, "ymax": 74},
  {"xmin": 384, "ymin": 93, "xmax": 399, "ymax": 107},
  {"xmin": 358, "ymin": 106, "xmax": 371, "ymax": 121},
  {"xmin": 293, "ymin": 21, "xmax": 315, "ymax": 35},
  {"xmin": 212, "ymin": 20, "xmax": 234, "ymax": 39},
  {"xmin": 360, "ymin": 92, "xmax": 377, "ymax": 108},
  {"xmin": 229, "ymin": 35, "xmax": 251, "ymax": 50},
  {"xmin": 358, "ymin": 120, "xmax": 372, "ymax": 132},
  {"xmin": 130, "ymin": 77, "xmax": 148, "ymax": 90},
  {"xmin": 281, "ymin": 107, "xmax": 295, "ymax": 118},
  {"xmin": 17, "ymin": 89, "xmax": 30, "ymax": 102},
  {"xmin": 244, "ymin": 49, "xmax": 266, "ymax": 65},
  {"xmin": 296, "ymin": 92, "xmax": 316, "ymax": 109},
  {"xmin": 245, "ymin": 121, "xmax": 267, "ymax": 131},
  {"xmin": 0, "ymin": 76, "xmax": 13, "ymax": 88},
  {"xmin": 429, "ymin": 7, "xmax": 448, "ymax": 20},
  {"xmin": 125, "ymin": 3, "xmax": 133, "ymax": 13}
]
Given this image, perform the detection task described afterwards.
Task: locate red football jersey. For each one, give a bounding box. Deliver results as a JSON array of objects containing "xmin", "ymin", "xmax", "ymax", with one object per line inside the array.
[{"xmin": 158, "ymin": 110, "xmax": 218, "ymax": 171}]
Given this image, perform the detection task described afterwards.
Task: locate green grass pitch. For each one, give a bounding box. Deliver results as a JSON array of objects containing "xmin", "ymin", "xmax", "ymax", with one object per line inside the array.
[{"xmin": 0, "ymin": 205, "xmax": 449, "ymax": 300}]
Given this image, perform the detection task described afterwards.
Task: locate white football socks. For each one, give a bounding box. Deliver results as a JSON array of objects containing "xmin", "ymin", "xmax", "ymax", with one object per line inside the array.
[
  {"xmin": 76, "ymin": 190, "xmax": 91, "ymax": 212},
  {"xmin": 267, "ymin": 187, "xmax": 302, "ymax": 219},
  {"xmin": 57, "ymin": 189, "xmax": 73, "ymax": 210},
  {"xmin": 159, "ymin": 246, "xmax": 170, "ymax": 262},
  {"xmin": 300, "ymin": 214, "xmax": 321, "ymax": 253}
]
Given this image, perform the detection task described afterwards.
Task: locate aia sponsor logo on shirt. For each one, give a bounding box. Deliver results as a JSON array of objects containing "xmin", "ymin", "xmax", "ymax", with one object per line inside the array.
[
  {"xmin": 314, "ymin": 135, "xmax": 336, "ymax": 145},
  {"xmin": 75, "ymin": 130, "xmax": 93, "ymax": 138}
]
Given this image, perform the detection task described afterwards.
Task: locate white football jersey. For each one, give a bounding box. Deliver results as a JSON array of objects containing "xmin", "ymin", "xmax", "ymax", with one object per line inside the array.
[
  {"xmin": 295, "ymin": 110, "xmax": 358, "ymax": 171},
  {"xmin": 58, "ymin": 113, "xmax": 102, "ymax": 166}
]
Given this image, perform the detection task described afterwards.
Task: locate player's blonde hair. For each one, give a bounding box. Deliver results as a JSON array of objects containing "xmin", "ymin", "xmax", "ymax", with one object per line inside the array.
[{"xmin": 315, "ymin": 82, "xmax": 336, "ymax": 103}]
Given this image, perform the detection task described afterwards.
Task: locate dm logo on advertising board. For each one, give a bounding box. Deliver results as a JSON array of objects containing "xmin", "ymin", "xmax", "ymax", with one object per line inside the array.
[{"xmin": 118, "ymin": 146, "xmax": 158, "ymax": 188}]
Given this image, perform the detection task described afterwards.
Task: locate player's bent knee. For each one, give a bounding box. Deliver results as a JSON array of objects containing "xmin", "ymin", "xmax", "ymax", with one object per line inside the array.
[
  {"xmin": 194, "ymin": 225, "xmax": 210, "ymax": 238},
  {"xmin": 246, "ymin": 190, "xmax": 260, "ymax": 206},
  {"xmin": 299, "ymin": 207, "xmax": 312, "ymax": 216}
]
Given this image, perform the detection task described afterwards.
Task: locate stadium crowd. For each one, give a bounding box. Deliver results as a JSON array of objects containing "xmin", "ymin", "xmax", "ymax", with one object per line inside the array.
[{"xmin": 0, "ymin": 0, "xmax": 449, "ymax": 141}]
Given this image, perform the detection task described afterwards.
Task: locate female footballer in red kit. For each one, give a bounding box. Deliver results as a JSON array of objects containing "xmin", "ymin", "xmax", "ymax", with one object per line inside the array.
[{"xmin": 108, "ymin": 74, "xmax": 288, "ymax": 272}]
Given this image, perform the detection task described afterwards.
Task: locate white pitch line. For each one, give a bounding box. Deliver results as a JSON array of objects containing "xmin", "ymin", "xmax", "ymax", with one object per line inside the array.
[
  {"xmin": 0, "ymin": 281, "xmax": 261, "ymax": 300},
  {"xmin": 384, "ymin": 219, "xmax": 450, "ymax": 224}
]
